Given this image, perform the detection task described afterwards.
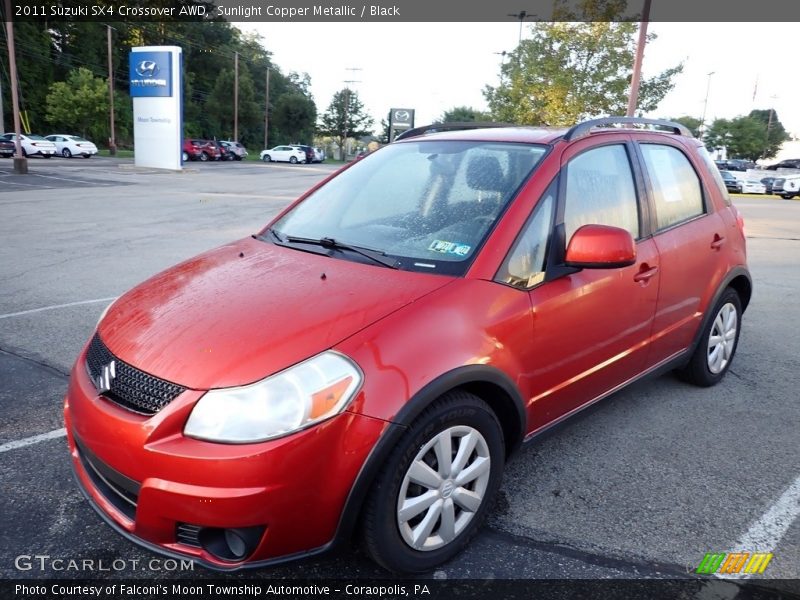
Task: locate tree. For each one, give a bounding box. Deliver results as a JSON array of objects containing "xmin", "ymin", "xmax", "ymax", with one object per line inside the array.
[
  {"xmin": 45, "ymin": 68, "xmax": 109, "ymax": 140},
  {"xmin": 436, "ymin": 106, "xmax": 491, "ymax": 123},
  {"xmin": 484, "ymin": 5, "xmax": 682, "ymax": 126},
  {"xmin": 272, "ymin": 92, "xmax": 317, "ymax": 143},
  {"xmin": 318, "ymin": 89, "xmax": 374, "ymax": 157},
  {"xmin": 667, "ymin": 116, "xmax": 702, "ymax": 138},
  {"xmin": 704, "ymin": 112, "xmax": 790, "ymax": 161},
  {"xmin": 748, "ymin": 109, "xmax": 790, "ymax": 159}
]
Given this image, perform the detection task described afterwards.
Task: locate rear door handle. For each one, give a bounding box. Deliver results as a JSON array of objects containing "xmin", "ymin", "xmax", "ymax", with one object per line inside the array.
[
  {"xmin": 711, "ymin": 234, "xmax": 725, "ymax": 250},
  {"xmin": 633, "ymin": 264, "xmax": 659, "ymax": 283}
]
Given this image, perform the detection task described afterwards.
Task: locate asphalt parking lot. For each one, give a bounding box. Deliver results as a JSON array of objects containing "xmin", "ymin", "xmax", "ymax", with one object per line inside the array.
[{"xmin": 1, "ymin": 157, "xmax": 799, "ymax": 594}]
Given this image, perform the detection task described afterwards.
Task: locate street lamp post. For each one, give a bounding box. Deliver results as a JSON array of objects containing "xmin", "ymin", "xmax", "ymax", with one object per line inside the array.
[
  {"xmin": 700, "ymin": 71, "xmax": 715, "ymax": 135},
  {"xmin": 508, "ymin": 10, "xmax": 536, "ymax": 47},
  {"xmin": 625, "ymin": 0, "xmax": 652, "ymax": 117}
]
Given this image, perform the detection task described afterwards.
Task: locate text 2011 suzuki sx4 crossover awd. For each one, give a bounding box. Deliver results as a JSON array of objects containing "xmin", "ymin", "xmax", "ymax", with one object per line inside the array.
[{"xmin": 65, "ymin": 118, "xmax": 750, "ymax": 572}]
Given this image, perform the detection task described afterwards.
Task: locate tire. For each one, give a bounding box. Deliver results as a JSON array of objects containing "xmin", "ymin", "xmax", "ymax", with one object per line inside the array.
[
  {"xmin": 289, "ymin": 156, "xmax": 298, "ymax": 164},
  {"xmin": 262, "ymin": 154, "xmax": 271, "ymax": 163},
  {"xmin": 235, "ymin": 155, "xmax": 242, "ymax": 161},
  {"xmin": 83, "ymin": 154, "xmax": 91, "ymax": 159},
  {"xmin": 43, "ymin": 154, "xmax": 51, "ymax": 159},
  {"xmin": 677, "ymin": 288, "xmax": 742, "ymax": 387},
  {"xmin": 199, "ymin": 152, "xmax": 209, "ymax": 162},
  {"xmin": 62, "ymin": 148, "xmax": 72, "ymax": 158},
  {"xmin": 361, "ymin": 391, "xmax": 505, "ymax": 573},
  {"xmin": 182, "ymin": 151, "xmax": 189, "ymax": 162},
  {"xmin": 21, "ymin": 148, "xmax": 27, "ymax": 157}
]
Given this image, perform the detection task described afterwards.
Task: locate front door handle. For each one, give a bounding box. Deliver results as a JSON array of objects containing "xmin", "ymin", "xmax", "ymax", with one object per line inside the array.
[
  {"xmin": 634, "ymin": 264, "xmax": 659, "ymax": 283},
  {"xmin": 711, "ymin": 234, "xmax": 726, "ymax": 250}
]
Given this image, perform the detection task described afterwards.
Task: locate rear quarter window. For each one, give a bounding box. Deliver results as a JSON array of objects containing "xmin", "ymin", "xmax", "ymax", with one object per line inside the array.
[{"xmin": 640, "ymin": 144, "xmax": 705, "ymax": 230}]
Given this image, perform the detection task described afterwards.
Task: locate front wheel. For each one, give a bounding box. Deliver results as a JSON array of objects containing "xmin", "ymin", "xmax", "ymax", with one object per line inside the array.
[
  {"xmin": 361, "ymin": 392, "xmax": 504, "ymax": 573},
  {"xmin": 677, "ymin": 287, "xmax": 742, "ymax": 387},
  {"xmin": 181, "ymin": 151, "xmax": 189, "ymax": 162},
  {"xmin": 62, "ymin": 148, "xmax": 72, "ymax": 158},
  {"xmin": 262, "ymin": 154, "xmax": 271, "ymax": 162}
]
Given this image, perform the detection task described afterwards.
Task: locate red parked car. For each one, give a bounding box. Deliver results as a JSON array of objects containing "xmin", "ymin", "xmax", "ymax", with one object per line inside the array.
[
  {"xmin": 182, "ymin": 138, "xmax": 220, "ymax": 162},
  {"xmin": 65, "ymin": 117, "xmax": 750, "ymax": 573}
]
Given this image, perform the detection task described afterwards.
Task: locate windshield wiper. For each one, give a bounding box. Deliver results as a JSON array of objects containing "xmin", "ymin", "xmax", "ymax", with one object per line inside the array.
[{"xmin": 280, "ymin": 233, "xmax": 400, "ymax": 269}]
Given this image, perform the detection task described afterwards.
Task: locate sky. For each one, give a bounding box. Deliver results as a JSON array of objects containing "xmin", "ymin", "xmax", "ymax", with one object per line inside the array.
[{"xmin": 236, "ymin": 22, "xmax": 800, "ymax": 138}]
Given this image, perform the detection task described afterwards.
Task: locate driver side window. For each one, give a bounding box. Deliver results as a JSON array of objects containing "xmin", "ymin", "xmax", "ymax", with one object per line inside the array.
[{"xmin": 563, "ymin": 144, "xmax": 640, "ymax": 243}]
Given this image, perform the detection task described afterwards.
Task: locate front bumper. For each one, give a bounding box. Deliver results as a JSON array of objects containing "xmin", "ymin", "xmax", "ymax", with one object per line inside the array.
[{"xmin": 64, "ymin": 345, "xmax": 387, "ymax": 569}]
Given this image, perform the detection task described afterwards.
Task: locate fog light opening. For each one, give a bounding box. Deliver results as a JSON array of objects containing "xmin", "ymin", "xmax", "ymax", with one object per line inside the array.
[{"xmin": 198, "ymin": 526, "xmax": 265, "ymax": 562}]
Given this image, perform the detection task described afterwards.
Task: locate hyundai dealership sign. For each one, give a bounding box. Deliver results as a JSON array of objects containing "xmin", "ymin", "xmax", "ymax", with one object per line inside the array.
[
  {"xmin": 129, "ymin": 51, "xmax": 173, "ymax": 97},
  {"xmin": 130, "ymin": 46, "xmax": 182, "ymax": 170}
]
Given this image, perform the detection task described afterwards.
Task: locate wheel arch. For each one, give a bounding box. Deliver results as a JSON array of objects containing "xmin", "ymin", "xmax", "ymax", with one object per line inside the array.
[
  {"xmin": 686, "ymin": 266, "xmax": 752, "ymax": 360},
  {"xmin": 330, "ymin": 364, "xmax": 526, "ymax": 549}
]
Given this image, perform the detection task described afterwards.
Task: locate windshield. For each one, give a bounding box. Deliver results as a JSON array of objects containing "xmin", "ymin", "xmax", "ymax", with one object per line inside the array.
[{"xmin": 271, "ymin": 140, "xmax": 547, "ymax": 274}]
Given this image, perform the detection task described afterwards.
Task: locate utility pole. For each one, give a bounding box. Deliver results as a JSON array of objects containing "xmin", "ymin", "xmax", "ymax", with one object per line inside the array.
[
  {"xmin": 342, "ymin": 67, "xmax": 361, "ymax": 160},
  {"xmin": 763, "ymin": 95, "xmax": 779, "ymax": 160},
  {"xmin": 263, "ymin": 68, "xmax": 270, "ymax": 149},
  {"xmin": 626, "ymin": 0, "xmax": 652, "ymax": 117},
  {"xmin": 508, "ymin": 11, "xmax": 535, "ymax": 50},
  {"xmin": 233, "ymin": 52, "xmax": 239, "ymax": 142},
  {"xmin": 107, "ymin": 25, "xmax": 117, "ymax": 156},
  {"xmin": 0, "ymin": 77, "xmax": 4, "ymax": 134},
  {"xmin": 4, "ymin": 0, "xmax": 27, "ymax": 173},
  {"xmin": 700, "ymin": 71, "xmax": 715, "ymax": 135}
]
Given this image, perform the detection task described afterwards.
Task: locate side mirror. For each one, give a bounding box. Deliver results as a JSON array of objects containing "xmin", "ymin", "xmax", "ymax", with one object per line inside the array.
[{"xmin": 565, "ymin": 224, "xmax": 636, "ymax": 269}]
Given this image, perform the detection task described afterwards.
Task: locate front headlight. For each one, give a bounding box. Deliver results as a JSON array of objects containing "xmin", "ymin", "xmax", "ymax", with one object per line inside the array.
[{"xmin": 184, "ymin": 351, "xmax": 362, "ymax": 443}]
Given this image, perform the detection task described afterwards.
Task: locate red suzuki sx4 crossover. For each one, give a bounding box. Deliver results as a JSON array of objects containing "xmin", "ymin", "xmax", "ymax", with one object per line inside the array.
[{"xmin": 65, "ymin": 118, "xmax": 751, "ymax": 573}]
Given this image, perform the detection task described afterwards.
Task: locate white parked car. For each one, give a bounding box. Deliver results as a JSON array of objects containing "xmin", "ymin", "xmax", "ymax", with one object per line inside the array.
[
  {"xmin": 740, "ymin": 179, "xmax": 766, "ymax": 194},
  {"xmin": 45, "ymin": 134, "xmax": 98, "ymax": 158},
  {"xmin": 773, "ymin": 175, "xmax": 800, "ymax": 199},
  {"xmin": 1, "ymin": 133, "xmax": 56, "ymax": 158},
  {"xmin": 260, "ymin": 145, "xmax": 306, "ymax": 164},
  {"xmin": 313, "ymin": 146, "xmax": 325, "ymax": 162},
  {"xmin": 44, "ymin": 133, "xmax": 97, "ymax": 158}
]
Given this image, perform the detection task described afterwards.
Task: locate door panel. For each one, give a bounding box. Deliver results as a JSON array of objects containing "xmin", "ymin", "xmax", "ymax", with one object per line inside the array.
[
  {"xmin": 527, "ymin": 238, "xmax": 659, "ymax": 429},
  {"xmin": 525, "ymin": 136, "xmax": 660, "ymax": 431}
]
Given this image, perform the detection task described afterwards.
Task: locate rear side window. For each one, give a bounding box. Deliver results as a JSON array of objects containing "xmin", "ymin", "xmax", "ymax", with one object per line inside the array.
[
  {"xmin": 641, "ymin": 144, "xmax": 705, "ymax": 230},
  {"xmin": 697, "ymin": 146, "xmax": 732, "ymax": 206},
  {"xmin": 564, "ymin": 144, "xmax": 639, "ymax": 241}
]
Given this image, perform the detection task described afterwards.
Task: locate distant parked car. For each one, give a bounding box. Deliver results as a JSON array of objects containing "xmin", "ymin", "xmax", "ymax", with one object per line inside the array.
[
  {"xmin": 716, "ymin": 159, "xmax": 755, "ymax": 172},
  {"xmin": 260, "ymin": 145, "xmax": 306, "ymax": 164},
  {"xmin": 766, "ymin": 159, "xmax": 800, "ymax": 171},
  {"xmin": 291, "ymin": 144, "xmax": 315, "ymax": 164},
  {"xmin": 760, "ymin": 177, "xmax": 776, "ymax": 194},
  {"xmin": 1, "ymin": 133, "xmax": 56, "ymax": 158},
  {"xmin": 740, "ymin": 179, "xmax": 766, "ymax": 194},
  {"xmin": 719, "ymin": 170, "xmax": 743, "ymax": 194},
  {"xmin": 182, "ymin": 139, "xmax": 220, "ymax": 162},
  {"xmin": 0, "ymin": 138, "xmax": 14, "ymax": 158},
  {"xmin": 313, "ymin": 147, "xmax": 325, "ymax": 162},
  {"xmin": 211, "ymin": 140, "xmax": 234, "ymax": 161},
  {"xmin": 772, "ymin": 175, "xmax": 800, "ymax": 199},
  {"xmin": 45, "ymin": 134, "xmax": 98, "ymax": 158},
  {"xmin": 220, "ymin": 140, "xmax": 247, "ymax": 161}
]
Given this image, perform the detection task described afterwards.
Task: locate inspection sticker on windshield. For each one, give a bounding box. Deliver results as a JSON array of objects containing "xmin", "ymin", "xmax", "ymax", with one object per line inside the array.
[{"xmin": 429, "ymin": 240, "xmax": 471, "ymax": 256}]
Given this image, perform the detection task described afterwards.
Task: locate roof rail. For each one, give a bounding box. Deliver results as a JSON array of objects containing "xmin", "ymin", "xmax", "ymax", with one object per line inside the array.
[
  {"xmin": 394, "ymin": 122, "xmax": 515, "ymax": 141},
  {"xmin": 563, "ymin": 117, "xmax": 693, "ymax": 141}
]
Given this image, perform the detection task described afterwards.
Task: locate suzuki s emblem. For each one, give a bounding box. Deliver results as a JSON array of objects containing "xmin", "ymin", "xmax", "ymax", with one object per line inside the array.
[
  {"xmin": 95, "ymin": 361, "xmax": 117, "ymax": 394},
  {"xmin": 135, "ymin": 60, "xmax": 159, "ymax": 77}
]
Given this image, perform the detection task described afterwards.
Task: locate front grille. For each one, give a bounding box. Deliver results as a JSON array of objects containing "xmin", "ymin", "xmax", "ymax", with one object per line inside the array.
[
  {"xmin": 86, "ymin": 334, "xmax": 186, "ymax": 415},
  {"xmin": 75, "ymin": 436, "xmax": 140, "ymax": 521},
  {"xmin": 176, "ymin": 523, "xmax": 203, "ymax": 548}
]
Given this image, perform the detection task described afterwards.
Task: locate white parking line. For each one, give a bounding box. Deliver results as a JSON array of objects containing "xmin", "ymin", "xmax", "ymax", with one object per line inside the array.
[
  {"xmin": 0, "ymin": 297, "xmax": 116, "ymax": 320},
  {"xmin": 716, "ymin": 475, "xmax": 800, "ymax": 581},
  {"xmin": 0, "ymin": 428, "xmax": 66, "ymax": 453},
  {"xmin": 733, "ymin": 475, "xmax": 800, "ymax": 551}
]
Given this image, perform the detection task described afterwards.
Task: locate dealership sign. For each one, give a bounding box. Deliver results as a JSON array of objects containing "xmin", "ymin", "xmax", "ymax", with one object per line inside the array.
[
  {"xmin": 129, "ymin": 51, "xmax": 173, "ymax": 97},
  {"xmin": 130, "ymin": 46, "xmax": 182, "ymax": 170}
]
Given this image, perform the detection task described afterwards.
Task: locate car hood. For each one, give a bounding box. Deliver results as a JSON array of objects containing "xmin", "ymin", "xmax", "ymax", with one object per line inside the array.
[{"xmin": 98, "ymin": 237, "xmax": 453, "ymax": 389}]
